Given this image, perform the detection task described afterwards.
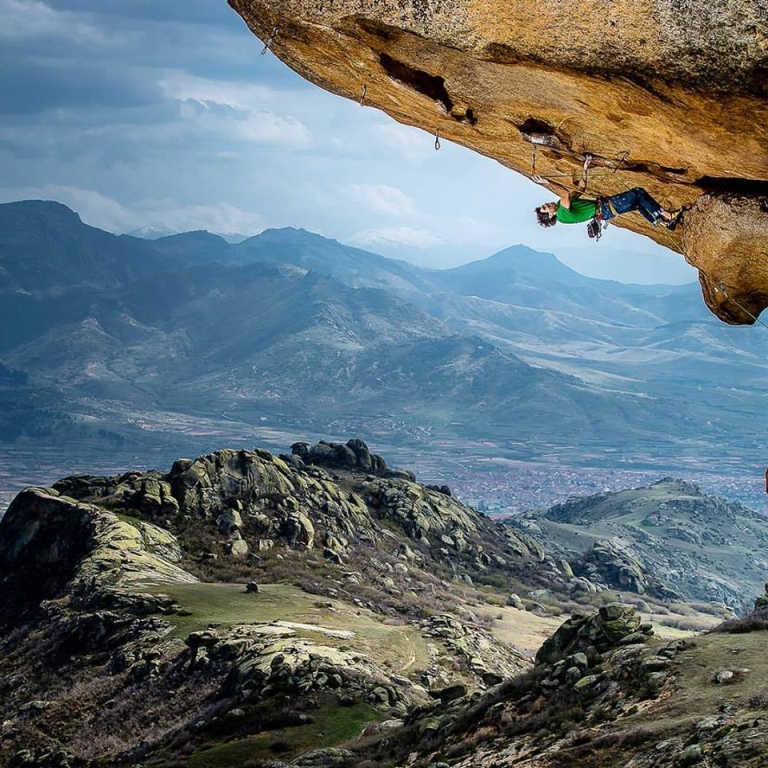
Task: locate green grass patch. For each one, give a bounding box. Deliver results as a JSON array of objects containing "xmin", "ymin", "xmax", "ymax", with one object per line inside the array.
[
  {"xmin": 187, "ymin": 700, "xmax": 380, "ymax": 768},
  {"xmin": 141, "ymin": 581, "xmax": 429, "ymax": 674},
  {"xmin": 143, "ymin": 581, "xmax": 318, "ymax": 638}
]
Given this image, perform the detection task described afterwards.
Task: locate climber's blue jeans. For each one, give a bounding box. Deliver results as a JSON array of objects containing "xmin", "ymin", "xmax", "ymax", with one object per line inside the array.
[{"xmin": 601, "ymin": 188, "xmax": 664, "ymax": 224}]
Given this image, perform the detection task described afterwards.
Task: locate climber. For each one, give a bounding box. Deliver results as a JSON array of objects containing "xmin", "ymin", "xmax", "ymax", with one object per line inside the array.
[{"xmin": 534, "ymin": 156, "xmax": 682, "ymax": 231}]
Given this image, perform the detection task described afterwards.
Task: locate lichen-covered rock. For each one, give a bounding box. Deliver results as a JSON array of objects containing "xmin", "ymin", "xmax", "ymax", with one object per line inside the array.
[
  {"xmin": 228, "ymin": 636, "xmax": 415, "ymax": 713},
  {"xmin": 365, "ymin": 477, "xmax": 479, "ymax": 543},
  {"xmin": 0, "ymin": 486, "xmax": 196, "ymax": 626},
  {"xmin": 574, "ymin": 539, "xmax": 653, "ymax": 595},
  {"xmin": 281, "ymin": 512, "xmax": 315, "ymax": 549},
  {"xmin": 229, "ymin": 0, "xmax": 768, "ymax": 324},
  {"xmin": 421, "ymin": 614, "xmax": 529, "ymax": 681},
  {"xmin": 217, "ymin": 508, "xmax": 243, "ymax": 534},
  {"xmin": 296, "ymin": 438, "xmax": 414, "ymax": 480},
  {"xmin": 9, "ymin": 747, "xmax": 81, "ymax": 768},
  {"xmin": 535, "ymin": 604, "xmax": 652, "ymax": 666},
  {"xmin": 291, "ymin": 749, "xmax": 356, "ymax": 768},
  {"xmin": 754, "ymin": 583, "xmax": 768, "ymax": 611}
]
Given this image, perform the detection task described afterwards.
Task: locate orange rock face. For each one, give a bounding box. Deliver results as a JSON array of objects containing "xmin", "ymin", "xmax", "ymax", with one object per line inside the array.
[{"xmin": 229, "ymin": 0, "xmax": 768, "ymax": 324}]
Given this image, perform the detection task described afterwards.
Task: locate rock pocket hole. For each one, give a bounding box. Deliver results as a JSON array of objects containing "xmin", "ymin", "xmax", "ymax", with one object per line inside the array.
[
  {"xmin": 697, "ymin": 176, "xmax": 768, "ymax": 196},
  {"xmin": 517, "ymin": 118, "xmax": 564, "ymax": 148},
  {"xmin": 380, "ymin": 53, "xmax": 453, "ymax": 113}
]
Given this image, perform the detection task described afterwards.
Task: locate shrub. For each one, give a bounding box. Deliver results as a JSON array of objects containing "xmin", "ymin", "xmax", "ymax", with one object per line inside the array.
[
  {"xmin": 748, "ymin": 695, "xmax": 768, "ymax": 709},
  {"xmin": 710, "ymin": 608, "xmax": 768, "ymax": 634}
]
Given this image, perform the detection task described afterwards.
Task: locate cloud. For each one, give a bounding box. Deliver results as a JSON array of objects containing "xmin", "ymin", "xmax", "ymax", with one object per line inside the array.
[
  {"xmin": 348, "ymin": 227, "xmax": 445, "ymax": 250},
  {"xmin": 160, "ymin": 72, "xmax": 312, "ymax": 148},
  {"xmin": 47, "ymin": 0, "xmax": 234, "ymax": 27},
  {"xmin": 349, "ymin": 183, "xmax": 417, "ymax": 217},
  {"xmin": 373, "ymin": 121, "xmax": 432, "ymax": 164},
  {"xmin": 0, "ymin": 186, "xmax": 138, "ymax": 231},
  {"xmin": 0, "ymin": 186, "xmax": 265, "ymax": 236},
  {"xmin": 175, "ymin": 99, "xmax": 311, "ymax": 147},
  {"xmin": 159, "ymin": 72, "xmax": 275, "ymax": 111},
  {"xmin": 0, "ymin": 62, "xmax": 160, "ymax": 115},
  {"xmin": 444, "ymin": 215, "xmax": 508, "ymax": 246},
  {"xmin": 0, "ymin": 0, "xmax": 107, "ymax": 43},
  {"xmin": 137, "ymin": 199, "xmax": 265, "ymax": 236}
]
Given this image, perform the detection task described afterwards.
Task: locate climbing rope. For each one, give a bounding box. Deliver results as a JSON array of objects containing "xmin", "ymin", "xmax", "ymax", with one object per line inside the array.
[
  {"xmin": 434, "ymin": 128, "xmax": 441, "ymax": 151},
  {"xmin": 359, "ymin": 84, "xmax": 367, "ymax": 107},
  {"xmin": 710, "ymin": 276, "xmax": 768, "ymax": 332},
  {"xmin": 657, "ymin": 256, "xmax": 768, "ymax": 331}
]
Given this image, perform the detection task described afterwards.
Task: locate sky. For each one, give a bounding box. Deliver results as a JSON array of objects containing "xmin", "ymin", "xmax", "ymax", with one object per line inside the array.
[{"xmin": 0, "ymin": 0, "xmax": 697, "ymax": 284}]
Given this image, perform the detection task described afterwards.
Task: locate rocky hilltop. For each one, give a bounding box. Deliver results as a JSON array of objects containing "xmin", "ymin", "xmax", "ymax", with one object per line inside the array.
[
  {"xmin": 507, "ymin": 478, "xmax": 768, "ymax": 611},
  {"xmin": 0, "ymin": 439, "xmax": 551, "ymax": 766},
  {"xmin": 229, "ymin": 0, "xmax": 768, "ymax": 325},
  {"xmin": 1, "ymin": 440, "xmax": 766, "ymax": 766}
]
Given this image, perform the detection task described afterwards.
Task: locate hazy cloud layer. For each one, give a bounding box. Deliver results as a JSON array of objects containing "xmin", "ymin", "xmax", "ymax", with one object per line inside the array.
[{"xmin": 0, "ymin": 0, "xmax": 696, "ymax": 283}]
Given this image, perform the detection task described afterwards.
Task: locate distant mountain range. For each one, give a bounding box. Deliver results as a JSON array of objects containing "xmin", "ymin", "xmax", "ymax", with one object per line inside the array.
[
  {"xmin": 126, "ymin": 225, "xmax": 251, "ymax": 244},
  {"xmin": 0, "ymin": 199, "xmax": 765, "ymax": 469}
]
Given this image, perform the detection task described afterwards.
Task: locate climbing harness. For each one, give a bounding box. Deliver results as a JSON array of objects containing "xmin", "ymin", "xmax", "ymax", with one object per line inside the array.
[
  {"xmin": 261, "ymin": 25, "xmax": 278, "ymax": 55},
  {"xmin": 587, "ymin": 194, "xmax": 611, "ymax": 241},
  {"xmin": 434, "ymin": 128, "xmax": 441, "ymax": 151}
]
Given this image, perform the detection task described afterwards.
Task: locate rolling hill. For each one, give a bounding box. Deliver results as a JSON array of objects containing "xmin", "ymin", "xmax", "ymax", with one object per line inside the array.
[{"xmin": 0, "ymin": 200, "xmax": 765, "ymax": 471}]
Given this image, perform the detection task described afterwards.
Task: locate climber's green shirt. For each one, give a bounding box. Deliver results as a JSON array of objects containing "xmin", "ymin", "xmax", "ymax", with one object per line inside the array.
[{"xmin": 556, "ymin": 196, "xmax": 597, "ymax": 224}]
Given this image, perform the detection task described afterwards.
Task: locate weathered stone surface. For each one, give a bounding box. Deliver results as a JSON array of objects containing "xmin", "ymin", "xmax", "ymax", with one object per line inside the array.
[
  {"xmin": 754, "ymin": 583, "xmax": 768, "ymax": 611},
  {"xmin": 535, "ymin": 605, "xmax": 652, "ymax": 665},
  {"xmin": 281, "ymin": 512, "xmax": 315, "ymax": 549},
  {"xmin": 229, "ymin": 636, "xmax": 415, "ymax": 713},
  {"xmin": 574, "ymin": 540, "xmax": 653, "ymax": 595},
  {"xmin": 217, "ymin": 508, "xmax": 243, "ymax": 534},
  {"xmin": 0, "ymin": 487, "xmax": 194, "ymax": 625},
  {"xmin": 429, "ymin": 682, "xmax": 467, "ymax": 702},
  {"xmin": 229, "ymin": 0, "xmax": 768, "ymax": 324},
  {"xmin": 421, "ymin": 614, "xmax": 529, "ymax": 681},
  {"xmin": 291, "ymin": 749, "xmax": 356, "ymax": 768},
  {"xmin": 228, "ymin": 538, "xmax": 250, "ymax": 558},
  {"xmin": 296, "ymin": 439, "xmax": 414, "ymax": 480},
  {"xmin": 9, "ymin": 747, "xmax": 80, "ymax": 768}
]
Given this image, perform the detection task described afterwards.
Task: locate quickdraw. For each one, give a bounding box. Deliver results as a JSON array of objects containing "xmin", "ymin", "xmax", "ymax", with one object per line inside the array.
[{"xmin": 261, "ymin": 25, "xmax": 278, "ymax": 55}]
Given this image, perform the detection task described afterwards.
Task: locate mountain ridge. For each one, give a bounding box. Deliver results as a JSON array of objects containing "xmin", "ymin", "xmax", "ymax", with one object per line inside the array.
[
  {"xmin": 507, "ymin": 477, "xmax": 768, "ymax": 610},
  {"xmin": 0, "ymin": 199, "xmax": 765, "ymax": 476}
]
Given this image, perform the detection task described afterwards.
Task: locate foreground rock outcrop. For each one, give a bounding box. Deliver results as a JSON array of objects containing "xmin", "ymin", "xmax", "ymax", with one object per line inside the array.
[
  {"xmin": 0, "ymin": 440, "xmax": 540, "ymax": 766},
  {"xmin": 229, "ymin": 0, "xmax": 768, "ymax": 324},
  {"xmin": 1, "ymin": 441, "xmax": 767, "ymax": 766}
]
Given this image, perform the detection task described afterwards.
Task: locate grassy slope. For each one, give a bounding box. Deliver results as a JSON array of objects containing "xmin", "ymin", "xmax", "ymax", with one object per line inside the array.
[
  {"xmin": 599, "ymin": 630, "xmax": 768, "ymax": 767},
  {"xmin": 184, "ymin": 699, "xmax": 380, "ymax": 768},
  {"xmin": 144, "ymin": 581, "xmax": 431, "ymax": 677}
]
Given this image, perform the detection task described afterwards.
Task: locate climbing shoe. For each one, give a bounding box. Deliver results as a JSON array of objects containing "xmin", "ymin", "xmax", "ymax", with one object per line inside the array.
[{"xmin": 664, "ymin": 210, "xmax": 684, "ymax": 231}]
